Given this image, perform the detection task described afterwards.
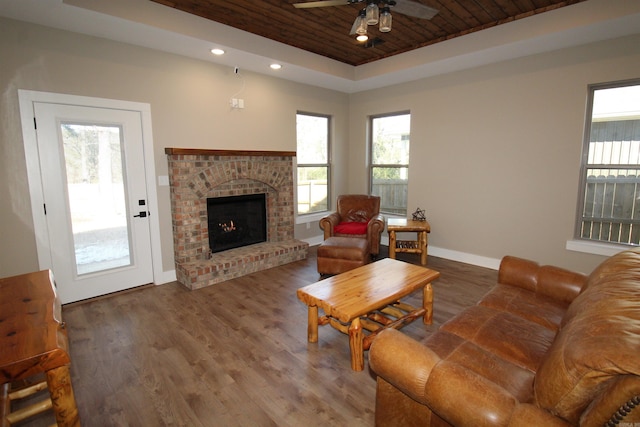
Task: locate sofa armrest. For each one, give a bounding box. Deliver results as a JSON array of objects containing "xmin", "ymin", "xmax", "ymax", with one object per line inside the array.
[
  {"xmin": 498, "ymin": 256, "xmax": 587, "ymax": 304},
  {"xmin": 370, "ymin": 329, "xmax": 569, "ymax": 427},
  {"xmin": 319, "ymin": 212, "xmax": 340, "ymax": 239},
  {"xmin": 369, "ymin": 329, "xmax": 440, "ymax": 401}
]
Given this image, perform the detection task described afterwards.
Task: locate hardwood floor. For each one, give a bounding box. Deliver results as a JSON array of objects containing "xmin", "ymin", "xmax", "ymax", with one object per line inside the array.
[{"xmin": 16, "ymin": 246, "xmax": 497, "ymax": 426}]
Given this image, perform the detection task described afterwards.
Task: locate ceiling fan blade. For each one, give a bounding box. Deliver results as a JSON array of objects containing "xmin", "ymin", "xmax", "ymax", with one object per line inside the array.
[
  {"xmin": 293, "ymin": 0, "xmax": 349, "ymax": 9},
  {"xmin": 390, "ymin": 0, "xmax": 439, "ymax": 20}
]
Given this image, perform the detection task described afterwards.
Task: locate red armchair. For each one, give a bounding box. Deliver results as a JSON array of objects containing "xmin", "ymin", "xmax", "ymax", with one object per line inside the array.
[{"xmin": 319, "ymin": 194, "xmax": 385, "ymax": 257}]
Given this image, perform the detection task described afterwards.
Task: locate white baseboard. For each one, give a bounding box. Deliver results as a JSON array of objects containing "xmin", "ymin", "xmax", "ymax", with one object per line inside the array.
[
  {"xmin": 381, "ymin": 235, "xmax": 500, "ymax": 270},
  {"xmin": 304, "ymin": 234, "xmax": 501, "ymax": 270},
  {"xmin": 428, "ymin": 246, "xmax": 500, "ymax": 270},
  {"xmin": 154, "ymin": 269, "xmax": 177, "ymax": 285},
  {"xmin": 302, "ymin": 235, "xmax": 325, "ymax": 247}
]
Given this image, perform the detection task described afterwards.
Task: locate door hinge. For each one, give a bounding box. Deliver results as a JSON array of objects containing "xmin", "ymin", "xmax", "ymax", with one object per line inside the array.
[
  {"xmin": 43, "ymin": 203, "xmax": 46, "ymax": 215},
  {"xmin": 33, "ymin": 117, "xmax": 37, "ymax": 130}
]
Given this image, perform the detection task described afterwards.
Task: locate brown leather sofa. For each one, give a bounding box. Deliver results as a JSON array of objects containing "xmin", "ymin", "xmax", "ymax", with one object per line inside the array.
[
  {"xmin": 319, "ymin": 194, "xmax": 385, "ymax": 257},
  {"xmin": 369, "ymin": 249, "xmax": 640, "ymax": 426}
]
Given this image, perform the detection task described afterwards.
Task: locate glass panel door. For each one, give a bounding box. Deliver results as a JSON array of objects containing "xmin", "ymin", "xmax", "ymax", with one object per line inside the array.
[{"xmin": 61, "ymin": 123, "xmax": 132, "ymax": 275}]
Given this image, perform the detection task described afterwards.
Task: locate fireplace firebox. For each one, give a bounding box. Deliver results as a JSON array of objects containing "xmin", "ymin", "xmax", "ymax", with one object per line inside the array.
[{"xmin": 207, "ymin": 194, "xmax": 267, "ymax": 253}]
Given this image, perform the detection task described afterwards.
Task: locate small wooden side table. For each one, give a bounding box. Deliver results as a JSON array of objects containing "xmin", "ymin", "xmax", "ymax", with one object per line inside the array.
[
  {"xmin": 387, "ymin": 218, "xmax": 431, "ymax": 265},
  {"xmin": 0, "ymin": 270, "xmax": 80, "ymax": 427}
]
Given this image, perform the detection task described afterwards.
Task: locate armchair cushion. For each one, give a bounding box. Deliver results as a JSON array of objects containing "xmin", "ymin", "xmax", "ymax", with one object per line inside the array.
[
  {"xmin": 334, "ymin": 221, "xmax": 369, "ymax": 235},
  {"xmin": 342, "ymin": 208, "xmax": 373, "ymax": 223}
]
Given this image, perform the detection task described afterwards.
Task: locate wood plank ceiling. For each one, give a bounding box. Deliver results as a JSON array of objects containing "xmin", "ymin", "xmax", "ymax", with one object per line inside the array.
[{"xmin": 150, "ymin": 0, "xmax": 587, "ymax": 66}]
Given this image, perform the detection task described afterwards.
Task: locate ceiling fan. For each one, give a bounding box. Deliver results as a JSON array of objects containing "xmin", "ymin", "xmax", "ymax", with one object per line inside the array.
[{"xmin": 293, "ymin": 0, "xmax": 439, "ymax": 38}]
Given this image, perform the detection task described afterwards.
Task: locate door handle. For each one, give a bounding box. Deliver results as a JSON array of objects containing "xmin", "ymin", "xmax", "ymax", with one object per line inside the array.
[{"xmin": 133, "ymin": 211, "xmax": 148, "ymax": 218}]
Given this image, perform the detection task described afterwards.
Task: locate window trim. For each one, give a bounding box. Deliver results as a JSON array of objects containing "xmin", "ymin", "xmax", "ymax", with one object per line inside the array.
[
  {"xmin": 573, "ymin": 78, "xmax": 640, "ymax": 250},
  {"xmin": 295, "ymin": 111, "xmax": 331, "ymax": 217}
]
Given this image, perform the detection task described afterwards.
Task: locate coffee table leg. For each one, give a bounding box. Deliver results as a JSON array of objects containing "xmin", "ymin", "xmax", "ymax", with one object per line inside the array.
[
  {"xmin": 348, "ymin": 317, "xmax": 364, "ymax": 371},
  {"xmin": 307, "ymin": 305, "xmax": 319, "ymax": 343},
  {"xmin": 423, "ymin": 283, "xmax": 433, "ymax": 324}
]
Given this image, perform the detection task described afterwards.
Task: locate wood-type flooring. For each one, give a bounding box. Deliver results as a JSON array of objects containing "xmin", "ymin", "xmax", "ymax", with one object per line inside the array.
[{"xmin": 13, "ymin": 245, "xmax": 497, "ymax": 426}]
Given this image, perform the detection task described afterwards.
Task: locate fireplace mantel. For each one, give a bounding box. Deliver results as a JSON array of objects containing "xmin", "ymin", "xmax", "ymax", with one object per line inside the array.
[
  {"xmin": 166, "ymin": 148, "xmax": 308, "ymax": 290},
  {"xmin": 164, "ymin": 148, "xmax": 296, "ymax": 157}
]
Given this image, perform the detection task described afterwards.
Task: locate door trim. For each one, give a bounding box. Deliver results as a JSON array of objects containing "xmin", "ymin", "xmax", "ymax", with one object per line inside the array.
[{"xmin": 18, "ymin": 90, "xmax": 172, "ymax": 287}]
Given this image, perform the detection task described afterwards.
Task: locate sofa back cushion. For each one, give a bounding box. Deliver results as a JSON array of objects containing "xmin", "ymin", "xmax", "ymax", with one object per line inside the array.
[{"xmin": 533, "ymin": 249, "xmax": 640, "ymax": 424}]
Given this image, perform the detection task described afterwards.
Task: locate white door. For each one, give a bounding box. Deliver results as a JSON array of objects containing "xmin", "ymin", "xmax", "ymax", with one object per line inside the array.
[{"xmin": 32, "ymin": 102, "xmax": 153, "ymax": 303}]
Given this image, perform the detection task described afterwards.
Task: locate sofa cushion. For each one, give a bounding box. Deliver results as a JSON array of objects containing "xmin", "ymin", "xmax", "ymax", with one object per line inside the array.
[
  {"xmin": 439, "ymin": 305, "xmax": 557, "ymax": 373},
  {"xmin": 423, "ymin": 330, "xmax": 536, "ymax": 402},
  {"xmin": 534, "ymin": 250, "xmax": 640, "ymax": 424},
  {"xmin": 479, "ymin": 284, "xmax": 569, "ymax": 332}
]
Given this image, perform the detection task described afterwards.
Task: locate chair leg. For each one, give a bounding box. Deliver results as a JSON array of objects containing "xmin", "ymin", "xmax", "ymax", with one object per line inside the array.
[
  {"xmin": 1, "ymin": 383, "xmax": 9, "ymax": 427},
  {"xmin": 2, "ymin": 379, "xmax": 53, "ymax": 427}
]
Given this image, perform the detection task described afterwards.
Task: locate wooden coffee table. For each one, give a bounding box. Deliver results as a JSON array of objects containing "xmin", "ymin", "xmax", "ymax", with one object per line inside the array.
[{"xmin": 297, "ymin": 258, "xmax": 440, "ymax": 371}]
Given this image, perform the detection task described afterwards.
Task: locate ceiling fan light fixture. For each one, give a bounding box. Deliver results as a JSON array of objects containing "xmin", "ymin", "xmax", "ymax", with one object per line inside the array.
[
  {"xmin": 356, "ymin": 34, "xmax": 369, "ymax": 42},
  {"xmin": 379, "ymin": 7, "xmax": 392, "ymax": 32},
  {"xmin": 366, "ymin": 1, "xmax": 379, "ymax": 25},
  {"xmin": 355, "ymin": 9, "xmax": 368, "ymax": 35}
]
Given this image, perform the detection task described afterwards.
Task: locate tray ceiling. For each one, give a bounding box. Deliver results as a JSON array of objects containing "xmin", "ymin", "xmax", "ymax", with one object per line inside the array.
[{"xmin": 150, "ymin": 0, "xmax": 587, "ymax": 66}]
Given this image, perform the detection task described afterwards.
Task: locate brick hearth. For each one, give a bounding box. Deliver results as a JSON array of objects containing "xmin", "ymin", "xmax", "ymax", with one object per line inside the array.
[{"xmin": 165, "ymin": 148, "xmax": 309, "ymax": 290}]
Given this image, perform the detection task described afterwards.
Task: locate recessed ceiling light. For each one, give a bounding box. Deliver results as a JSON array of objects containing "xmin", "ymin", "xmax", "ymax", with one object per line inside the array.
[
  {"xmin": 270, "ymin": 63, "xmax": 282, "ymax": 70},
  {"xmin": 211, "ymin": 48, "xmax": 225, "ymax": 55}
]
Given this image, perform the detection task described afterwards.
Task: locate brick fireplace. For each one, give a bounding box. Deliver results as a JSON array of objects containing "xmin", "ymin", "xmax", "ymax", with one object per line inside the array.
[{"xmin": 165, "ymin": 148, "xmax": 309, "ymax": 290}]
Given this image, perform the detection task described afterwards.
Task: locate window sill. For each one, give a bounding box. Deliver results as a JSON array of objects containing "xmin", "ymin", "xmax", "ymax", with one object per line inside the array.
[
  {"xmin": 565, "ymin": 239, "xmax": 635, "ymax": 257},
  {"xmin": 296, "ymin": 212, "xmax": 407, "ymax": 225},
  {"xmin": 296, "ymin": 212, "xmax": 328, "ymax": 224}
]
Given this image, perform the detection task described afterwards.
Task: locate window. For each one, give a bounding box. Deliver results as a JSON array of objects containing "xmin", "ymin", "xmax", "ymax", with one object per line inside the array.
[
  {"xmin": 576, "ymin": 80, "xmax": 640, "ymax": 246},
  {"xmin": 370, "ymin": 112, "xmax": 411, "ymax": 215},
  {"xmin": 296, "ymin": 112, "xmax": 330, "ymax": 215}
]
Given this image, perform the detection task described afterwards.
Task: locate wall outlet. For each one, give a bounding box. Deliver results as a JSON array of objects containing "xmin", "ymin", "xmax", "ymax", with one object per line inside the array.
[{"xmin": 230, "ymin": 98, "xmax": 245, "ymax": 109}]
